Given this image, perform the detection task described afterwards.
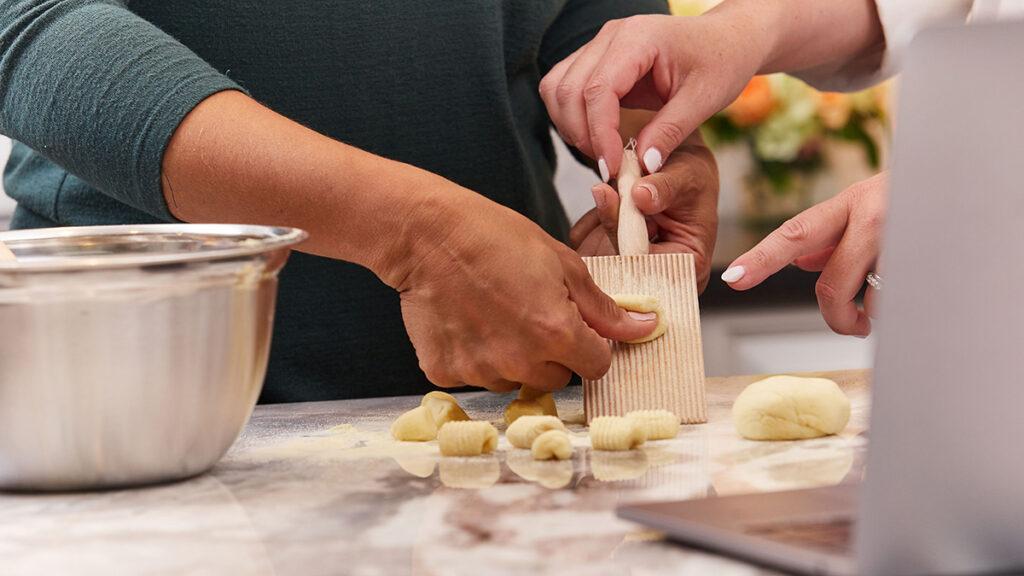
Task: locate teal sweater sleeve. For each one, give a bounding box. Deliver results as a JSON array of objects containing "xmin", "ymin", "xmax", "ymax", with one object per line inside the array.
[{"xmin": 0, "ymin": 0, "xmax": 241, "ymax": 220}]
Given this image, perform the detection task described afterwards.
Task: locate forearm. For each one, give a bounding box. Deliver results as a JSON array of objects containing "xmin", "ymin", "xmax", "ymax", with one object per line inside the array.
[
  {"xmin": 707, "ymin": 0, "xmax": 885, "ymax": 78},
  {"xmin": 162, "ymin": 90, "xmax": 470, "ymax": 287}
]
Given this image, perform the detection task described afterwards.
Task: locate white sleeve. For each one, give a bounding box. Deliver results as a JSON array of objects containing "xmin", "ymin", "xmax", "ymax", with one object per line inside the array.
[{"xmin": 794, "ymin": 0, "xmax": 974, "ymax": 92}]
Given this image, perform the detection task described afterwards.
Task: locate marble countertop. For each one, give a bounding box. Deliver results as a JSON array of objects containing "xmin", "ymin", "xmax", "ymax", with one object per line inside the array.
[{"xmin": 0, "ymin": 370, "xmax": 870, "ymax": 576}]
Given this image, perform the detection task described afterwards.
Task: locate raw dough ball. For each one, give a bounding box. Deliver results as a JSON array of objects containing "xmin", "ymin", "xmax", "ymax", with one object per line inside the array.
[
  {"xmin": 732, "ymin": 375, "xmax": 851, "ymax": 441},
  {"xmin": 589, "ymin": 416, "xmax": 646, "ymax": 451},
  {"xmin": 626, "ymin": 410, "xmax": 681, "ymax": 440},
  {"xmin": 611, "ymin": 294, "xmax": 667, "ymax": 344},
  {"xmin": 391, "ymin": 406, "xmax": 438, "ymax": 442},
  {"xmin": 421, "ymin": 390, "xmax": 470, "ymax": 427},
  {"xmin": 439, "ymin": 457, "xmax": 500, "ymax": 489},
  {"xmin": 506, "ymin": 415, "xmax": 566, "ymax": 449},
  {"xmin": 437, "ymin": 421, "xmax": 499, "ymax": 456},
  {"xmin": 531, "ymin": 430, "xmax": 573, "ymax": 461}
]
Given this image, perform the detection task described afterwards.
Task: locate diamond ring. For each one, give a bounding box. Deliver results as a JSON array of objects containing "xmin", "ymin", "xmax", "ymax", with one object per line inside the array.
[{"xmin": 866, "ymin": 272, "xmax": 884, "ymax": 291}]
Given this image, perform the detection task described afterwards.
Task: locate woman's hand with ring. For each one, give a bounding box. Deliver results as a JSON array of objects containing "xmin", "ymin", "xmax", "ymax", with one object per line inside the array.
[{"xmin": 722, "ymin": 172, "xmax": 889, "ymax": 336}]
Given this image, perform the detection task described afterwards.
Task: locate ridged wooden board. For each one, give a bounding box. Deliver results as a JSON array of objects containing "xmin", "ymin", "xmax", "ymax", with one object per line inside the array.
[{"xmin": 582, "ymin": 253, "xmax": 707, "ymax": 424}]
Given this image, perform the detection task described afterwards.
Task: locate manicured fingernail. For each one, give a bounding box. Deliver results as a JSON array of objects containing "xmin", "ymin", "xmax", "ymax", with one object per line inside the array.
[
  {"xmin": 721, "ymin": 266, "xmax": 746, "ymax": 283},
  {"xmin": 591, "ymin": 186, "xmax": 606, "ymax": 209},
  {"xmin": 628, "ymin": 311, "xmax": 658, "ymax": 322},
  {"xmin": 643, "ymin": 148, "xmax": 663, "ymax": 174},
  {"xmin": 637, "ymin": 182, "xmax": 658, "ymax": 206},
  {"xmin": 598, "ymin": 157, "xmax": 610, "ymax": 183}
]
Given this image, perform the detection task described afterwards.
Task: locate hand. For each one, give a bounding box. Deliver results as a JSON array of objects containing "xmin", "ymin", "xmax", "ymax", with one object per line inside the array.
[
  {"xmin": 539, "ymin": 12, "xmax": 768, "ymax": 180},
  {"xmin": 721, "ymin": 172, "xmax": 888, "ymax": 336},
  {"xmin": 570, "ymin": 134, "xmax": 719, "ymax": 292},
  {"xmin": 392, "ymin": 188, "xmax": 660, "ymax": 393}
]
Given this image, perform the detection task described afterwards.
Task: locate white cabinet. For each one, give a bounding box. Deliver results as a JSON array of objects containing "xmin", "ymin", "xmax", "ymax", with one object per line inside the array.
[{"xmin": 701, "ymin": 307, "xmax": 875, "ymax": 377}]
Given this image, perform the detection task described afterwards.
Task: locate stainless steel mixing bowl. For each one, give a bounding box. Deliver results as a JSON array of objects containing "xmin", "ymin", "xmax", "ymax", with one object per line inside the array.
[{"xmin": 0, "ymin": 224, "xmax": 306, "ymax": 491}]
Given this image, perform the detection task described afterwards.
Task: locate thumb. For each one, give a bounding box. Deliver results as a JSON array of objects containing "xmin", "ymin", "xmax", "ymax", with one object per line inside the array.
[{"xmin": 564, "ymin": 257, "xmax": 658, "ymax": 342}]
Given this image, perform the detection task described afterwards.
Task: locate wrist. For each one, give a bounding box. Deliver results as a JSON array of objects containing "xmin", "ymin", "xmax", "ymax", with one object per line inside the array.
[
  {"xmin": 705, "ymin": 0, "xmax": 785, "ymax": 75},
  {"xmin": 361, "ymin": 171, "xmax": 468, "ymax": 291}
]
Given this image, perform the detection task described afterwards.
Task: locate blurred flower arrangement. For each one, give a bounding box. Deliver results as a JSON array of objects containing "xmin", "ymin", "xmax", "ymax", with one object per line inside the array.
[
  {"xmin": 670, "ymin": 0, "xmax": 891, "ymax": 229},
  {"xmin": 702, "ymin": 75, "xmax": 890, "ymax": 213}
]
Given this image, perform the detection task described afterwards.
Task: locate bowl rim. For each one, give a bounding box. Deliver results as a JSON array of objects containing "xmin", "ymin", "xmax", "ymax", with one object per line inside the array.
[{"xmin": 0, "ymin": 223, "xmax": 308, "ymax": 272}]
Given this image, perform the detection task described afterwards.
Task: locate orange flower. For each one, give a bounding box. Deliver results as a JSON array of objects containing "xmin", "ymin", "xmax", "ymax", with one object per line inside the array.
[
  {"xmin": 817, "ymin": 92, "xmax": 852, "ymax": 130},
  {"xmin": 725, "ymin": 76, "xmax": 776, "ymax": 127}
]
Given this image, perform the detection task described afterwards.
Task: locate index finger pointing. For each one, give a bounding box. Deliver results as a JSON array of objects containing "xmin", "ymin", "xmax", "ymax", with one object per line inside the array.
[{"xmin": 724, "ymin": 196, "xmax": 851, "ymax": 291}]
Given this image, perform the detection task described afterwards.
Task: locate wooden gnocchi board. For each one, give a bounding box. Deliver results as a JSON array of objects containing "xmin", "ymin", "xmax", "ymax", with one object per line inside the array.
[{"xmin": 581, "ymin": 253, "xmax": 707, "ymax": 424}]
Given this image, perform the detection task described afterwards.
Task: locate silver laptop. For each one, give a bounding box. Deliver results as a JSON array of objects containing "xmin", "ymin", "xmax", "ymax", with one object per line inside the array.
[{"xmin": 619, "ymin": 21, "xmax": 1024, "ymax": 576}]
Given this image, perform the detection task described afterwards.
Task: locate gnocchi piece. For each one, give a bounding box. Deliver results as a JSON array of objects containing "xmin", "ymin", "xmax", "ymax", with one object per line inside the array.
[
  {"xmin": 506, "ymin": 415, "xmax": 566, "ymax": 449},
  {"xmin": 391, "ymin": 406, "xmax": 438, "ymax": 442},
  {"xmin": 439, "ymin": 457, "xmax": 501, "ymax": 489},
  {"xmin": 437, "ymin": 421, "xmax": 499, "ymax": 456},
  {"xmin": 626, "ymin": 410, "xmax": 681, "ymax": 440},
  {"xmin": 531, "ymin": 430, "xmax": 573, "ymax": 461},
  {"xmin": 611, "ymin": 294, "xmax": 667, "ymax": 344},
  {"xmin": 589, "ymin": 416, "xmax": 646, "ymax": 451},
  {"xmin": 421, "ymin": 390, "xmax": 470, "ymax": 427},
  {"xmin": 504, "ymin": 387, "xmax": 558, "ymax": 425}
]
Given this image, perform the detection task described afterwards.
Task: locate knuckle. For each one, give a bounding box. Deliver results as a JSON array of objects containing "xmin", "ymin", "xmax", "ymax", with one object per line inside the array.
[
  {"xmin": 815, "ymin": 278, "xmax": 841, "ymax": 307},
  {"xmin": 860, "ymin": 207, "xmax": 885, "ymax": 232},
  {"xmin": 535, "ymin": 317, "xmax": 574, "ymax": 344},
  {"xmin": 598, "ymin": 19, "xmax": 620, "ymax": 35},
  {"xmin": 652, "ymin": 122, "xmax": 686, "ymax": 147},
  {"xmin": 452, "ymin": 359, "xmax": 488, "ymax": 387},
  {"xmin": 748, "ymin": 247, "xmax": 775, "ymax": 270},
  {"xmin": 778, "ymin": 217, "xmax": 811, "ymax": 243},
  {"xmin": 554, "ymin": 81, "xmax": 579, "ymax": 107},
  {"xmin": 538, "ymin": 74, "xmax": 557, "ymax": 98},
  {"xmin": 583, "ymin": 77, "xmax": 608, "ymax": 104},
  {"xmin": 419, "ymin": 359, "xmax": 454, "ymax": 387}
]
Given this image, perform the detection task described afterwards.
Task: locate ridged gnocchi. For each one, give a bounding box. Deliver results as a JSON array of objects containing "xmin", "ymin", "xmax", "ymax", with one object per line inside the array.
[
  {"xmin": 611, "ymin": 294, "xmax": 667, "ymax": 344},
  {"xmin": 531, "ymin": 430, "xmax": 573, "ymax": 461},
  {"xmin": 506, "ymin": 415, "xmax": 566, "ymax": 449},
  {"xmin": 626, "ymin": 409, "xmax": 681, "ymax": 440},
  {"xmin": 390, "ymin": 405, "xmax": 438, "ymax": 442},
  {"xmin": 589, "ymin": 416, "xmax": 646, "ymax": 451},
  {"xmin": 437, "ymin": 421, "xmax": 499, "ymax": 456}
]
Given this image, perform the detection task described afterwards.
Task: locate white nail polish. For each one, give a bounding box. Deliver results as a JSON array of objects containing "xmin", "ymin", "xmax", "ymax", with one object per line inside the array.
[
  {"xmin": 721, "ymin": 266, "xmax": 746, "ymax": 283},
  {"xmin": 598, "ymin": 157, "xmax": 610, "ymax": 183},
  {"xmin": 642, "ymin": 148, "xmax": 663, "ymax": 174}
]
